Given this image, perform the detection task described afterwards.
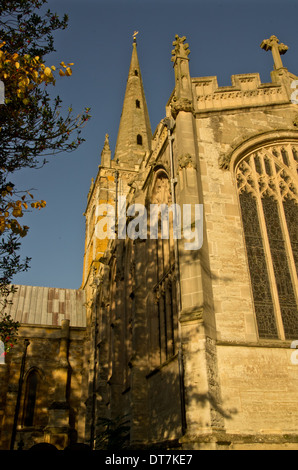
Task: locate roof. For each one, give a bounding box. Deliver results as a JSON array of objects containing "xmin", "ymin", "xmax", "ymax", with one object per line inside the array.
[
  {"xmin": 5, "ymin": 285, "xmax": 86, "ymax": 328},
  {"xmin": 0, "ymin": 80, "xmax": 4, "ymax": 104}
]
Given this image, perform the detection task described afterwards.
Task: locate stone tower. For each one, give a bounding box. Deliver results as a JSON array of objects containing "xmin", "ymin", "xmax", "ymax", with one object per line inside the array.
[
  {"xmin": 81, "ymin": 37, "xmax": 152, "ymax": 296},
  {"xmin": 81, "ymin": 37, "xmax": 153, "ymax": 446}
]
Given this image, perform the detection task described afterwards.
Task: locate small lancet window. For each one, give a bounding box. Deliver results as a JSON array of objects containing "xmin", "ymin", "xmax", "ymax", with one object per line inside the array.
[
  {"xmin": 136, "ymin": 99, "xmax": 140, "ymax": 109},
  {"xmin": 137, "ymin": 134, "xmax": 142, "ymax": 145},
  {"xmin": 23, "ymin": 369, "xmax": 38, "ymax": 427},
  {"xmin": 134, "ymin": 70, "xmax": 138, "ymax": 76}
]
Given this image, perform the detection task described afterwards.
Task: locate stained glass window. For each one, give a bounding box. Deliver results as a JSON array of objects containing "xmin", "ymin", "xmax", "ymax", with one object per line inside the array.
[
  {"xmin": 239, "ymin": 192, "xmax": 278, "ymax": 338},
  {"xmin": 236, "ymin": 143, "xmax": 298, "ymax": 340}
]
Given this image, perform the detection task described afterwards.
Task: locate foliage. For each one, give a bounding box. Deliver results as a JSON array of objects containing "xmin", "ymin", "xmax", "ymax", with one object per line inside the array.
[
  {"xmin": 0, "ymin": 0, "xmax": 91, "ymax": 350},
  {"xmin": 0, "ymin": 311, "xmax": 19, "ymax": 354},
  {"xmin": 95, "ymin": 415, "xmax": 130, "ymax": 450}
]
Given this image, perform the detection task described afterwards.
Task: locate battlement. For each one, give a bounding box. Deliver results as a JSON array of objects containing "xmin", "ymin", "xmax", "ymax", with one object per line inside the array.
[{"xmin": 192, "ymin": 71, "xmax": 295, "ymax": 112}]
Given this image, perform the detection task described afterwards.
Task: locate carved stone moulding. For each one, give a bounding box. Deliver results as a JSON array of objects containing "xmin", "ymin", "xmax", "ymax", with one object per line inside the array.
[
  {"xmin": 178, "ymin": 153, "xmax": 197, "ymax": 171},
  {"xmin": 170, "ymin": 96, "xmax": 194, "ymax": 118},
  {"xmin": 218, "ymin": 129, "xmax": 298, "ymax": 171}
]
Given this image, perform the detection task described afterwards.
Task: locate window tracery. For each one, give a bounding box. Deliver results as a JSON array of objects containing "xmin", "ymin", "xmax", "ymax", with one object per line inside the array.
[{"xmin": 236, "ymin": 142, "xmax": 298, "ymax": 340}]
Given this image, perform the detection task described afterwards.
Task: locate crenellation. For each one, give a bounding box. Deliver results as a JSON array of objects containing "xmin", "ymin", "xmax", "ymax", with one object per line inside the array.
[{"xmin": 192, "ymin": 68, "xmax": 294, "ymax": 112}]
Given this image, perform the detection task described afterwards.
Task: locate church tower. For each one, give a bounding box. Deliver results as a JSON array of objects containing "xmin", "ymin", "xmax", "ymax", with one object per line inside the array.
[{"xmin": 81, "ymin": 35, "xmax": 152, "ymax": 304}]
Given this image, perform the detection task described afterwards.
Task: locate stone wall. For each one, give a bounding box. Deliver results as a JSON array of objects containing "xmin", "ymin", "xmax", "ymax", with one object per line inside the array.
[
  {"xmin": 189, "ymin": 74, "xmax": 298, "ymax": 447},
  {"xmin": 0, "ymin": 324, "xmax": 86, "ymax": 450}
]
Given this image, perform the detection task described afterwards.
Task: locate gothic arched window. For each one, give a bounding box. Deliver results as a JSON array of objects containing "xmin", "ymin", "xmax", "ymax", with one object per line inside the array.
[
  {"xmin": 236, "ymin": 143, "xmax": 298, "ymax": 340},
  {"xmin": 23, "ymin": 369, "xmax": 39, "ymax": 427},
  {"xmin": 149, "ymin": 172, "xmax": 178, "ymax": 365}
]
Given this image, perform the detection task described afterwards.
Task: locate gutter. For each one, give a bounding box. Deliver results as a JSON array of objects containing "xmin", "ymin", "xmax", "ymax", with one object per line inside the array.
[{"xmin": 10, "ymin": 339, "xmax": 30, "ymax": 450}]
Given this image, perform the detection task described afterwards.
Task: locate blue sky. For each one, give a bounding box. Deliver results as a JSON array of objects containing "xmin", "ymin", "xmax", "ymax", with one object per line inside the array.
[{"xmin": 10, "ymin": 0, "xmax": 298, "ymax": 289}]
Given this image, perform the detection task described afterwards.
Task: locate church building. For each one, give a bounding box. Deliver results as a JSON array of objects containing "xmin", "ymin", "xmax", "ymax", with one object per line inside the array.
[{"xmin": 0, "ymin": 33, "xmax": 298, "ymax": 450}]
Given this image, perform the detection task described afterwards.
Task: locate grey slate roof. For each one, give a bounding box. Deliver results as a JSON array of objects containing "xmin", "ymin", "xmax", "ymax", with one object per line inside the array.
[
  {"xmin": 5, "ymin": 285, "xmax": 86, "ymax": 328},
  {"xmin": 0, "ymin": 80, "xmax": 4, "ymax": 104}
]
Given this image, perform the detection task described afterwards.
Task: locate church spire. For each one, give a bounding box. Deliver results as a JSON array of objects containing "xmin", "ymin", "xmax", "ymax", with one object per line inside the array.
[{"xmin": 114, "ymin": 35, "xmax": 152, "ymax": 167}]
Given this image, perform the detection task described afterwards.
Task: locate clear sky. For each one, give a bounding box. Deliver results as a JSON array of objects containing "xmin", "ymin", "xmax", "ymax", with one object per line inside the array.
[{"xmin": 10, "ymin": 0, "xmax": 298, "ymax": 289}]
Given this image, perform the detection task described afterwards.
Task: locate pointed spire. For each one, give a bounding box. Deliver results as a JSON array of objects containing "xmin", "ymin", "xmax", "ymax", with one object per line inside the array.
[
  {"xmin": 101, "ymin": 133, "xmax": 111, "ymax": 168},
  {"xmin": 114, "ymin": 37, "xmax": 152, "ymax": 167}
]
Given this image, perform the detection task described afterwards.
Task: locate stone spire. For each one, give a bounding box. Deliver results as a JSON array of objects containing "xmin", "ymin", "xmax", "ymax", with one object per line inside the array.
[{"xmin": 114, "ymin": 36, "xmax": 152, "ymax": 167}]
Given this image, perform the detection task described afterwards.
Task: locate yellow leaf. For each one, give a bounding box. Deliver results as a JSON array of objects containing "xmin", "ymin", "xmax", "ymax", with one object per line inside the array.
[
  {"xmin": 51, "ymin": 65, "xmax": 56, "ymax": 71},
  {"xmin": 22, "ymin": 98, "xmax": 29, "ymax": 105},
  {"xmin": 12, "ymin": 207, "xmax": 23, "ymax": 217},
  {"xmin": 68, "ymin": 63, "xmax": 74, "ymax": 66},
  {"xmin": 15, "ymin": 62, "xmax": 20, "ymax": 69},
  {"xmin": 65, "ymin": 67, "xmax": 72, "ymax": 77},
  {"xmin": 44, "ymin": 67, "xmax": 53, "ymax": 78},
  {"xmin": 60, "ymin": 61, "xmax": 66, "ymax": 67},
  {"xmin": 32, "ymin": 70, "xmax": 39, "ymax": 82},
  {"xmin": 59, "ymin": 69, "xmax": 65, "ymax": 77}
]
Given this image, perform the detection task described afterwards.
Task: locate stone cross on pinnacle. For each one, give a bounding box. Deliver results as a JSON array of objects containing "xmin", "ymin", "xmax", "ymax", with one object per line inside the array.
[{"xmin": 260, "ymin": 35, "xmax": 289, "ymax": 70}]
